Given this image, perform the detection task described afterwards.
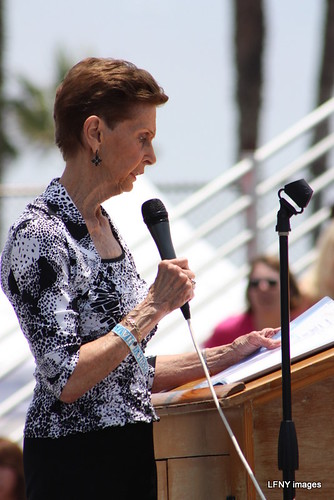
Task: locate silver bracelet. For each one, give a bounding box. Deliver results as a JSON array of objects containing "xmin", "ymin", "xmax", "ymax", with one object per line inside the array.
[{"xmin": 123, "ymin": 317, "xmax": 142, "ymax": 342}]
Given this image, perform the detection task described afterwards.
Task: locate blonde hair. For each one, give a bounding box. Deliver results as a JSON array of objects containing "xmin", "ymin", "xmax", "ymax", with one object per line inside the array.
[{"xmin": 312, "ymin": 220, "xmax": 334, "ymax": 300}]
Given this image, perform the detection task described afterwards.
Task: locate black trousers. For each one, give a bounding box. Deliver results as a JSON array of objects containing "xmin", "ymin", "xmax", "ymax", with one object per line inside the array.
[{"xmin": 23, "ymin": 422, "xmax": 157, "ymax": 500}]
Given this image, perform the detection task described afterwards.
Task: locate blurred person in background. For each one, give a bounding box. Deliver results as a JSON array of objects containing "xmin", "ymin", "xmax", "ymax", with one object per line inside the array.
[
  {"xmin": 0, "ymin": 437, "xmax": 25, "ymax": 500},
  {"xmin": 204, "ymin": 254, "xmax": 309, "ymax": 348},
  {"xmin": 300, "ymin": 209, "xmax": 334, "ymax": 302}
]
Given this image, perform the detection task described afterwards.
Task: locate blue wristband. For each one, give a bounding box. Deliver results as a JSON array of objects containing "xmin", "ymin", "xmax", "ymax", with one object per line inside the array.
[{"xmin": 112, "ymin": 323, "xmax": 149, "ymax": 376}]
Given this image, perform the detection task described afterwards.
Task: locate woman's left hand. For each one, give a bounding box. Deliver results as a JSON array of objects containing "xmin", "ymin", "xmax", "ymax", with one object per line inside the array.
[{"xmin": 231, "ymin": 327, "xmax": 281, "ymax": 362}]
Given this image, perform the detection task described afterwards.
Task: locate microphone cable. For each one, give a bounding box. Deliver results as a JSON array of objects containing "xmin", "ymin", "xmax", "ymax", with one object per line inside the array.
[
  {"xmin": 140, "ymin": 198, "xmax": 266, "ymax": 496},
  {"xmin": 185, "ymin": 318, "xmax": 267, "ymax": 500}
]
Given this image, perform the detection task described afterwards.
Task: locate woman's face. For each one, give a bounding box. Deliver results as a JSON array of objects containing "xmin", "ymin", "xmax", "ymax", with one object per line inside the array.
[
  {"xmin": 100, "ymin": 103, "xmax": 157, "ymax": 195},
  {"xmin": 248, "ymin": 261, "xmax": 280, "ymax": 312}
]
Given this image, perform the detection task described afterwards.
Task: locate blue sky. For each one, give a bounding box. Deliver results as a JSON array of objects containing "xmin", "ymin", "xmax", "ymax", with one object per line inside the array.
[{"xmin": 4, "ymin": 0, "xmax": 325, "ymax": 184}]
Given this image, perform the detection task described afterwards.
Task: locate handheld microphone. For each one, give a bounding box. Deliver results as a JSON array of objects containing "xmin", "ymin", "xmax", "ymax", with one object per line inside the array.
[{"xmin": 141, "ymin": 198, "xmax": 191, "ymax": 320}]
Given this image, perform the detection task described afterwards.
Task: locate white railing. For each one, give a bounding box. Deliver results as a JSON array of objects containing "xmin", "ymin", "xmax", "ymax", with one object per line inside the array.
[
  {"xmin": 1, "ymin": 97, "xmax": 334, "ymax": 442},
  {"xmin": 166, "ymin": 98, "xmax": 334, "ymax": 219},
  {"xmin": 137, "ymin": 98, "xmax": 334, "ymax": 281}
]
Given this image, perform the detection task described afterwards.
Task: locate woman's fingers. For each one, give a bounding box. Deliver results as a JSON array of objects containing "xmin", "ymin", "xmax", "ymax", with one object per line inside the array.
[{"xmin": 149, "ymin": 259, "xmax": 196, "ymax": 313}]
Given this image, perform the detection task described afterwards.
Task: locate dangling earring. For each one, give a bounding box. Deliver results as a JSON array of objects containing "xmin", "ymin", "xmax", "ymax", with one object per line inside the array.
[{"xmin": 91, "ymin": 149, "xmax": 102, "ymax": 166}]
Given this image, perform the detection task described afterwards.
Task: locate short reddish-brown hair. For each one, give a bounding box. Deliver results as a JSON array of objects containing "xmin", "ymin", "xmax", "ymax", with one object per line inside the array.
[{"xmin": 54, "ymin": 57, "xmax": 169, "ymax": 159}]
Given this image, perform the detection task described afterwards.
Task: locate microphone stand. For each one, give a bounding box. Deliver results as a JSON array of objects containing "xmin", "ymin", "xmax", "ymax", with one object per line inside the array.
[
  {"xmin": 276, "ymin": 196, "xmax": 299, "ymax": 500},
  {"xmin": 275, "ymin": 179, "xmax": 313, "ymax": 500}
]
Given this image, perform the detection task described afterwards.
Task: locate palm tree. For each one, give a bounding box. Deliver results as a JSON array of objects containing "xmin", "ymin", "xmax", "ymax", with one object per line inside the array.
[
  {"xmin": 233, "ymin": 0, "xmax": 265, "ymax": 160},
  {"xmin": 8, "ymin": 50, "xmax": 71, "ymax": 150},
  {"xmin": 0, "ymin": 0, "xmax": 22, "ymax": 240},
  {"xmin": 0, "ymin": 0, "xmax": 4, "ymax": 168},
  {"xmin": 0, "ymin": 48, "xmax": 71, "ymax": 244},
  {"xmin": 310, "ymin": 0, "xmax": 334, "ymax": 240},
  {"xmin": 232, "ymin": 0, "xmax": 265, "ymax": 259}
]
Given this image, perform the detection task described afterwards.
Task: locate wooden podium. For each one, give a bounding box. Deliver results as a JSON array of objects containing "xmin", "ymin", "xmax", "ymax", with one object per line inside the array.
[{"xmin": 152, "ymin": 347, "xmax": 334, "ymax": 499}]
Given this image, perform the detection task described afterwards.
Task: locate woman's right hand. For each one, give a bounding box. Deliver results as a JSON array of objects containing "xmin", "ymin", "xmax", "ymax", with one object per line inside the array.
[{"xmin": 147, "ymin": 258, "xmax": 195, "ymax": 317}]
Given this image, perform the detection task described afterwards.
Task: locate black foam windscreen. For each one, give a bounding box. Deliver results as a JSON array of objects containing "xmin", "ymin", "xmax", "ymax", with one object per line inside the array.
[{"xmin": 141, "ymin": 198, "xmax": 169, "ymax": 226}]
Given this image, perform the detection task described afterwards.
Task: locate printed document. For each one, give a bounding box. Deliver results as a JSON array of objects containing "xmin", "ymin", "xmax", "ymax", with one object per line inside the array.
[{"xmin": 196, "ymin": 296, "xmax": 334, "ymax": 387}]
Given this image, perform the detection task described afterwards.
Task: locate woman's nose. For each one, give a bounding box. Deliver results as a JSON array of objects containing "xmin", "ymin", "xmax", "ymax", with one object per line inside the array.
[
  {"xmin": 258, "ymin": 281, "xmax": 269, "ymax": 291},
  {"xmin": 148, "ymin": 143, "xmax": 156, "ymax": 165}
]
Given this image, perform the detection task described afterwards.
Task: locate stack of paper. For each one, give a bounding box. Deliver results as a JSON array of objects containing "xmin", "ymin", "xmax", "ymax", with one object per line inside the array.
[{"xmin": 195, "ymin": 296, "xmax": 334, "ymax": 387}]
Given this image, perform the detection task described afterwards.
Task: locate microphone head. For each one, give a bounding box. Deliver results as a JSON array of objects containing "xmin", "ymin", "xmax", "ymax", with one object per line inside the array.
[{"xmin": 141, "ymin": 198, "xmax": 169, "ymax": 226}]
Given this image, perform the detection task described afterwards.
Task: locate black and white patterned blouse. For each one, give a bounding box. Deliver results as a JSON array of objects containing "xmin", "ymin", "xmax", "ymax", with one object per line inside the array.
[{"xmin": 0, "ymin": 178, "xmax": 158, "ymax": 438}]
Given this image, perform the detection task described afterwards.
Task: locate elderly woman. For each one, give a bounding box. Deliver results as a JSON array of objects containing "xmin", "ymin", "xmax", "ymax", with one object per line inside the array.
[{"xmin": 0, "ymin": 58, "xmax": 279, "ymax": 500}]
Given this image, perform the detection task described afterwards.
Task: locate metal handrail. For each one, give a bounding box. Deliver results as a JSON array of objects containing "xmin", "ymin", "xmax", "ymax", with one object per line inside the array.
[
  {"xmin": 256, "ymin": 133, "xmax": 334, "ymax": 195},
  {"xmin": 139, "ymin": 103, "xmax": 334, "ymax": 281},
  {"xmin": 168, "ymin": 97, "xmax": 334, "ymax": 221},
  {"xmin": 0, "ymin": 380, "xmax": 35, "ymax": 419}
]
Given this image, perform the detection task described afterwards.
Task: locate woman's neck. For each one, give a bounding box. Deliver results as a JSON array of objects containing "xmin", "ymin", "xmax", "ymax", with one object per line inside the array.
[{"xmin": 59, "ymin": 163, "xmax": 105, "ymax": 223}]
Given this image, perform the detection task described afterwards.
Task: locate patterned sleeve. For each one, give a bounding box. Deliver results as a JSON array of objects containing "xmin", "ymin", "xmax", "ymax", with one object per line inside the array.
[{"xmin": 4, "ymin": 216, "xmax": 81, "ymax": 399}]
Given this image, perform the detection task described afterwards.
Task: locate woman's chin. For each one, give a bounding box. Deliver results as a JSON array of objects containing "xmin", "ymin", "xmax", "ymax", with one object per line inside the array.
[{"xmin": 121, "ymin": 182, "xmax": 134, "ymax": 193}]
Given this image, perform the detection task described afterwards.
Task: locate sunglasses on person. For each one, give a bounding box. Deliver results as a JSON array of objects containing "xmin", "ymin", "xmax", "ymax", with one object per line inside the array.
[{"xmin": 248, "ymin": 278, "xmax": 279, "ymax": 288}]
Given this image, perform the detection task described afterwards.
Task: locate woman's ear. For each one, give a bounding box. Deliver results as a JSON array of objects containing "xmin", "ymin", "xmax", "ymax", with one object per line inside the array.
[{"xmin": 83, "ymin": 115, "xmax": 102, "ymax": 151}]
